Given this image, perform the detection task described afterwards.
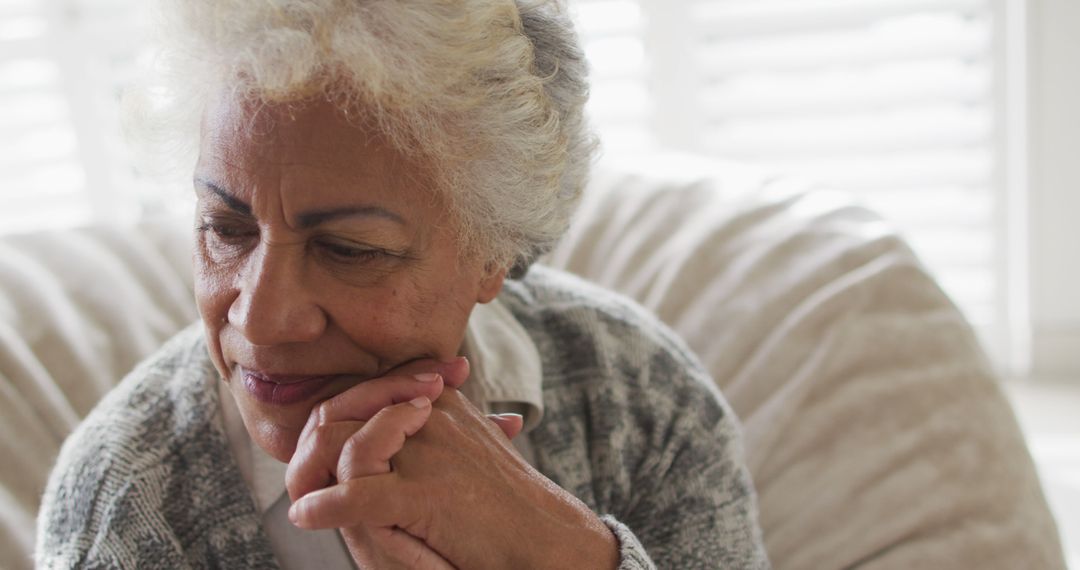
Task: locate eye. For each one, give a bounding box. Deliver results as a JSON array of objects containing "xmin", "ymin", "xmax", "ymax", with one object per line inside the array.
[
  {"xmin": 314, "ymin": 238, "xmax": 387, "ymax": 263},
  {"xmin": 197, "ymin": 220, "xmax": 256, "ymax": 240},
  {"xmin": 195, "ymin": 216, "xmax": 259, "ymax": 263}
]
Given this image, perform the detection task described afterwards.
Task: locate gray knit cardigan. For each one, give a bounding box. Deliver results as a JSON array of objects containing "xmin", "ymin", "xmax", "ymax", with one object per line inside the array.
[{"xmin": 36, "ymin": 266, "xmax": 770, "ymax": 569}]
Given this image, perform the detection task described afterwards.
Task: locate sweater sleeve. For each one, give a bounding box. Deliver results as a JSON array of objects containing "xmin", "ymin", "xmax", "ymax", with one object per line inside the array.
[
  {"xmin": 35, "ymin": 329, "xmax": 281, "ymax": 569},
  {"xmin": 500, "ymin": 269, "xmax": 770, "ymax": 568},
  {"xmin": 601, "ymin": 516, "xmax": 657, "ymax": 570},
  {"xmin": 601, "ymin": 340, "xmax": 771, "ymax": 569}
]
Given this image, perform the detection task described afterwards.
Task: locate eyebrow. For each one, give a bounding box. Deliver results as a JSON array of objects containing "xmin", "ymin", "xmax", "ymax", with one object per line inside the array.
[
  {"xmin": 196, "ymin": 178, "xmax": 251, "ymax": 216},
  {"xmin": 194, "ymin": 178, "xmax": 406, "ymax": 228}
]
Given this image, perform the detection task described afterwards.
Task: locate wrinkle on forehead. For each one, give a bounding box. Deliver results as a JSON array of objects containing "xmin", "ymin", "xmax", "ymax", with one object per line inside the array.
[{"xmin": 197, "ymin": 91, "xmax": 445, "ymax": 235}]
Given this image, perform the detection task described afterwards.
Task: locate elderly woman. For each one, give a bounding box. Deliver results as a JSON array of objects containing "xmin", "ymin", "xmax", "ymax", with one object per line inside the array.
[{"xmin": 37, "ymin": 1, "xmax": 768, "ymax": 568}]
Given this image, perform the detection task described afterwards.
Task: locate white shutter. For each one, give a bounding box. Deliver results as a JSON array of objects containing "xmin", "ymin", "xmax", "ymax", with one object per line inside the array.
[
  {"xmin": 573, "ymin": 0, "xmax": 656, "ymax": 153},
  {"xmin": 0, "ymin": 0, "xmax": 86, "ymax": 231},
  {"xmin": 0, "ymin": 0, "xmax": 153, "ymax": 234},
  {"xmin": 573, "ymin": 0, "xmax": 1008, "ymax": 365},
  {"xmin": 2, "ymin": 0, "xmax": 1011, "ymax": 368}
]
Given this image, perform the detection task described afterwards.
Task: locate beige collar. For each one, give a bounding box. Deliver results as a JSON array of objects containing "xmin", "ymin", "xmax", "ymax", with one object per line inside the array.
[{"xmin": 218, "ymin": 298, "xmax": 545, "ymax": 514}]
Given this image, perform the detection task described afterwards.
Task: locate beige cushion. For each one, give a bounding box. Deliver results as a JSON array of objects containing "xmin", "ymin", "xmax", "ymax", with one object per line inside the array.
[
  {"xmin": 0, "ymin": 159, "xmax": 1066, "ymax": 569},
  {"xmin": 0, "ymin": 218, "xmax": 196, "ymax": 570},
  {"xmin": 547, "ymin": 156, "xmax": 1065, "ymax": 568}
]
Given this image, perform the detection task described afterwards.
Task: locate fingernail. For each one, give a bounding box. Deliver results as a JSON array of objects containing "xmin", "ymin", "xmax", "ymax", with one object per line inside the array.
[
  {"xmin": 409, "ymin": 396, "xmax": 431, "ymax": 408},
  {"xmin": 448, "ymin": 356, "xmax": 468, "ymax": 369},
  {"xmin": 288, "ymin": 502, "xmax": 300, "ymax": 525},
  {"xmin": 414, "ymin": 373, "xmax": 440, "ymax": 383},
  {"xmin": 496, "ymin": 413, "xmax": 523, "ymax": 420}
]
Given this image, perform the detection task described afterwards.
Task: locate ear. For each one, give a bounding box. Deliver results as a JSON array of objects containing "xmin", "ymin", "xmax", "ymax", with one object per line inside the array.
[{"xmin": 476, "ymin": 264, "xmax": 507, "ymax": 304}]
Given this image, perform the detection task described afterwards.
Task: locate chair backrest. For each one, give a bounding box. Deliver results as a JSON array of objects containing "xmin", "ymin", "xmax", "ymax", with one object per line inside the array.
[
  {"xmin": 0, "ymin": 218, "xmax": 196, "ymax": 569},
  {"xmin": 547, "ymin": 157, "xmax": 1064, "ymax": 569},
  {"xmin": 0, "ymin": 158, "xmax": 1065, "ymax": 569}
]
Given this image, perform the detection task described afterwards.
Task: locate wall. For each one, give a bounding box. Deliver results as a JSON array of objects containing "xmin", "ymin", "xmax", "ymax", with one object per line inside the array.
[{"xmin": 1029, "ymin": 0, "xmax": 1080, "ymax": 379}]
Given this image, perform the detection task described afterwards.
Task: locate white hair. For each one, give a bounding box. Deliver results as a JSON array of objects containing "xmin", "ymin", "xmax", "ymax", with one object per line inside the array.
[{"xmin": 129, "ymin": 0, "xmax": 596, "ymax": 276}]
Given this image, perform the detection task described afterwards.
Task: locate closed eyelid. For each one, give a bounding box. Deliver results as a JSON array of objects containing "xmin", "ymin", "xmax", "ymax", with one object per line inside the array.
[{"xmin": 314, "ymin": 236, "xmax": 405, "ymax": 256}]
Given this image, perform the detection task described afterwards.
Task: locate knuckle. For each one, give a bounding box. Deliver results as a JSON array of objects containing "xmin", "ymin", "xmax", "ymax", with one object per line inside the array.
[
  {"xmin": 311, "ymin": 423, "xmax": 338, "ymax": 448},
  {"xmin": 339, "ymin": 431, "xmax": 375, "ymax": 479},
  {"xmin": 370, "ymin": 404, "xmax": 400, "ymax": 425},
  {"xmin": 313, "ymin": 400, "xmax": 333, "ymax": 426},
  {"xmin": 341, "ymin": 427, "xmax": 369, "ymax": 458},
  {"xmin": 425, "ymin": 405, "xmax": 450, "ymax": 427},
  {"xmin": 284, "ymin": 471, "xmax": 302, "ymax": 498}
]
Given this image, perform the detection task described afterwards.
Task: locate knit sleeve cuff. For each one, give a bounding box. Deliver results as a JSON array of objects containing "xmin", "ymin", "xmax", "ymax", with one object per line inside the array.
[{"xmin": 600, "ymin": 515, "xmax": 656, "ymax": 570}]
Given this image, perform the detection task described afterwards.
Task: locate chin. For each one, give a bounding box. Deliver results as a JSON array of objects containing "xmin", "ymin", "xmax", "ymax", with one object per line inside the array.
[
  {"xmin": 227, "ymin": 378, "xmax": 319, "ymax": 463},
  {"xmin": 260, "ymin": 426, "xmax": 304, "ymax": 464},
  {"xmin": 243, "ymin": 401, "xmax": 310, "ymax": 463}
]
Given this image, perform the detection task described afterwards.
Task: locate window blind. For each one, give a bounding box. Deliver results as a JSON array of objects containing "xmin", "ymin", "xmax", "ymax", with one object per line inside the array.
[
  {"xmin": 1, "ymin": 0, "xmax": 1008, "ymax": 365},
  {"xmin": 571, "ymin": 0, "xmax": 1005, "ymax": 361},
  {"xmin": 0, "ymin": 0, "xmax": 150, "ymax": 234},
  {"xmin": 574, "ymin": 0, "xmax": 655, "ymax": 153}
]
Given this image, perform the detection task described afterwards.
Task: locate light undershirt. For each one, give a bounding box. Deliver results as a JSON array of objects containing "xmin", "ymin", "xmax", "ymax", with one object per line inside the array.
[{"xmin": 217, "ymin": 299, "xmax": 545, "ymax": 569}]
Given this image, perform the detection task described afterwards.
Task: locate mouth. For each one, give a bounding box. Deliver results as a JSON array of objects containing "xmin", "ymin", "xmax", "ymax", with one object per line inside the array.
[{"xmin": 240, "ymin": 368, "xmax": 340, "ymax": 406}]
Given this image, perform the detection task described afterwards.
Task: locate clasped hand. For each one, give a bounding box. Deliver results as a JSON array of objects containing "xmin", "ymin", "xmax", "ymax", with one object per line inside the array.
[{"xmin": 284, "ymin": 358, "xmax": 618, "ymax": 570}]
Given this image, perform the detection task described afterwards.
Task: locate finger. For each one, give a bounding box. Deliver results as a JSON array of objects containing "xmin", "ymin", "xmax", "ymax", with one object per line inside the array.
[
  {"xmin": 384, "ymin": 356, "xmax": 470, "ymax": 390},
  {"xmin": 312, "ymin": 373, "xmax": 443, "ymax": 427},
  {"xmin": 337, "ymin": 396, "xmax": 432, "ymax": 482},
  {"xmin": 287, "ymin": 419, "xmax": 364, "ymax": 502},
  {"xmin": 348, "ymin": 527, "xmax": 455, "ymax": 570},
  {"xmin": 437, "ymin": 357, "xmax": 469, "ymax": 390},
  {"xmin": 486, "ymin": 413, "xmax": 524, "ymax": 440},
  {"xmin": 290, "ymin": 475, "xmax": 411, "ymax": 531}
]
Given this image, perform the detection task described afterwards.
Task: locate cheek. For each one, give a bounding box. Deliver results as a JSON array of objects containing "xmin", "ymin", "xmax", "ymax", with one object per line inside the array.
[
  {"xmin": 193, "ymin": 244, "xmax": 238, "ymax": 376},
  {"xmin": 194, "ymin": 254, "xmax": 234, "ymax": 327},
  {"xmin": 329, "ymin": 276, "xmax": 471, "ymax": 358},
  {"xmin": 332, "ymin": 287, "xmax": 426, "ymax": 348}
]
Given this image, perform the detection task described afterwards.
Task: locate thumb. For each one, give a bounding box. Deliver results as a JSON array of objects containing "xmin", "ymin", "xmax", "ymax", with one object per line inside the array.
[
  {"xmin": 382, "ymin": 356, "xmax": 471, "ymax": 389},
  {"xmin": 435, "ymin": 356, "xmax": 470, "ymax": 389},
  {"xmin": 486, "ymin": 413, "xmax": 524, "ymax": 440}
]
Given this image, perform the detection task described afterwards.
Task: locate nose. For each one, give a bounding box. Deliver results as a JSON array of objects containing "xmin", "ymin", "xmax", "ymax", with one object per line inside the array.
[{"xmin": 229, "ymin": 240, "xmax": 327, "ymax": 346}]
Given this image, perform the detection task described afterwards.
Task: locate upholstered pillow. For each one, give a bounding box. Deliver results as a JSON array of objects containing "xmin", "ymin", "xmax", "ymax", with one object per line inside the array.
[
  {"xmin": 0, "ymin": 219, "xmax": 196, "ymax": 570},
  {"xmin": 547, "ymin": 156, "xmax": 1065, "ymax": 568}
]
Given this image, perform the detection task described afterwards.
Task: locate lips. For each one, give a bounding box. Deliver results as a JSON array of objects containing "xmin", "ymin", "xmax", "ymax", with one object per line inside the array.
[{"xmin": 240, "ymin": 368, "xmax": 338, "ymax": 406}]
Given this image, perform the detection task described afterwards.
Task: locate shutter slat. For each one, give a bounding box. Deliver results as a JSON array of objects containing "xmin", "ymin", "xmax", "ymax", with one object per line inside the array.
[
  {"xmin": 692, "ymin": 0, "xmax": 986, "ymax": 37},
  {"xmin": 0, "ymin": 163, "xmax": 85, "ymax": 197},
  {"xmin": 856, "ymin": 187, "xmax": 992, "ymax": 229},
  {"xmin": 0, "ymin": 95, "xmax": 68, "ymax": 128},
  {"xmin": 700, "ymin": 60, "xmax": 988, "ymax": 116},
  {"xmin": 0, "ymin": 59, "xmax": 60, "ymax": 90},
  {"xmin": 0, "ymin": 17, "xmax": 47, "ymax": 42},
  {"xmin": 696, "ymin": 13, "xmax": 990, "ymax": 74},
  {"xmin": 573, "ymin": 0, "xmax": 642, "ymax": 36},
  {"xmin": 588, "ymin": 79, "xmax": 651, "ymax": 120},
  {"xmin": 0, "ymin": 192, "xmax": 93, "ymax": 235},
  {"xmin": 584, "ymin": 37, "xmax": 647, "ymax": 78},
  {"xmin": 0, "ymin": 126, "xmax": 79, "ymax": 160},
  {"xmin": 591, "ymin": 125, "xmax": 654, "ymax": 152},
  {"xmin": 703, "ymin": 104, "xmax": 991, "ymax": 155},
  {"xmin": 757, "ymin": 149, "xmax": 991, "ymax": 190}
]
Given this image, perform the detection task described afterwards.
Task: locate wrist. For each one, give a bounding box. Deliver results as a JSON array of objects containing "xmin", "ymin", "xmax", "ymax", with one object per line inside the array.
[
  {"xmin": 518, "ymin": 493, "xmax": 619, "ymax": 570},
  {"xmin": 571, "ymin": 514, "xmax": 620, "ymax": 570}
]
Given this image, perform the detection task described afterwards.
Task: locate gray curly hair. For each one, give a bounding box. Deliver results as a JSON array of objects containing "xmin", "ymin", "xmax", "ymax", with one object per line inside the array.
[{"xmin": 130, "ymin": 0, "xmax": 596, "ymax": 277}]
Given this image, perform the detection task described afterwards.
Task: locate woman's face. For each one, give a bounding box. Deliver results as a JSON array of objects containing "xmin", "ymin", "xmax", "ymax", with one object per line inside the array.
[{"xmin": 194, "ymin": 95, "xmax": 505, "ymax": 462}]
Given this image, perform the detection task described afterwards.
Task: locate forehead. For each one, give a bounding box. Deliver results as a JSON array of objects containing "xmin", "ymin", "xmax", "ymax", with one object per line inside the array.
[{"xmin": 197, "ymin": 93, "xmax": 433, "ymax": 209}]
